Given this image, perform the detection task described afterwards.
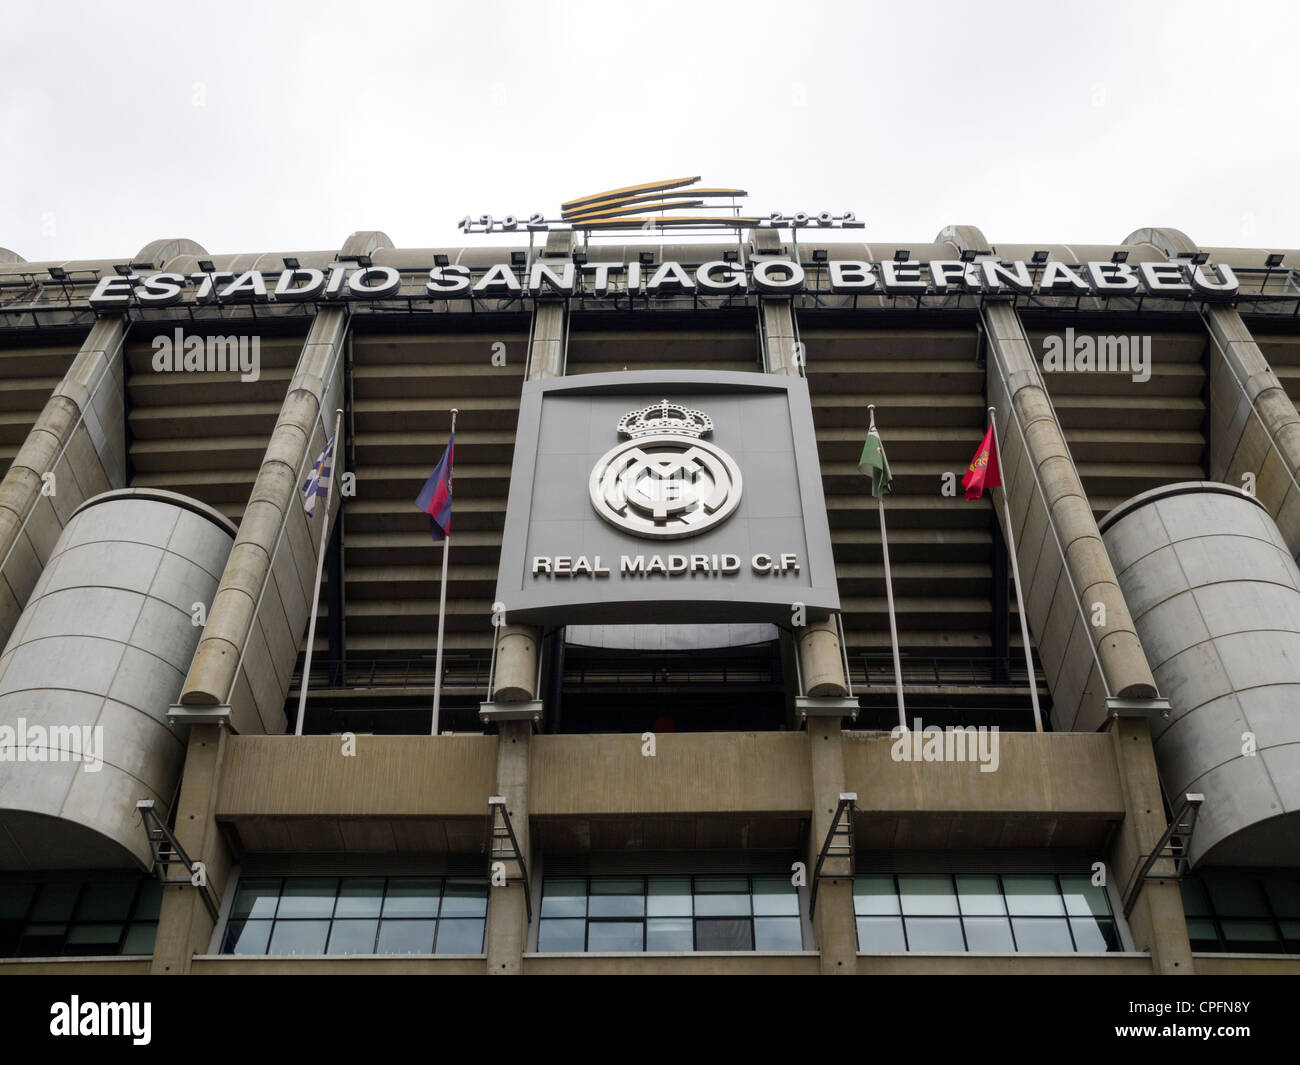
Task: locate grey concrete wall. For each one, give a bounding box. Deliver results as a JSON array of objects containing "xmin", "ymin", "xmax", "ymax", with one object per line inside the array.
[
  {"xmin": 0, "ymin": 489, "xmax": 234, "ymax": 869},
  {"xmin": 0, "ymin": 317, "xmax": 127, "ymax": 649},
  {"xmin": 1101, "ymin": 483, "xmax": 1300, "ymax": 865}
]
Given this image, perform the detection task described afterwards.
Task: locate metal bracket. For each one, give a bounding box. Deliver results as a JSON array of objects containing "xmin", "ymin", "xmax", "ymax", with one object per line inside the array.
[
  {"xmin": 1122, "ymin": 792, "xmax": 1204, "ymax": 918},
  {"xmin": 479, "ymin": 700, "xmax": 543, "ymax": 727},
  {"xmin": 487, "ymin": 796, "xmax": 532, "ymax": 922},
  {"xmin": 135, "ymin": 799, "xmax": 219, "ymax": 923},
  {"xmin": 1106, "ymin": 697, "xmax": 1173, "ymax": 721},
  {"xmin": 167, "ymin": 704, "xmax": 233, "ymax": 726},
  {"xmin": 795, "ymin": 697, "xmax": 859, "ymax": 724},
  {"xmin": 810, "ymin": 792, "xmax": 857, "ymax": 917}
]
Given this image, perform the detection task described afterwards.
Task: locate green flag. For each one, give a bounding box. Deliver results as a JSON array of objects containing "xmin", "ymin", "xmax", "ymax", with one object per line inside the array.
[{"xmin": 858, "ymin": 422, "xmax": 894, "ymax": 499}]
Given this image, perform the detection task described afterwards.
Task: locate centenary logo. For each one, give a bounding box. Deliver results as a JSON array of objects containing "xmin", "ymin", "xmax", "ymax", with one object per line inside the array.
[{"xmin": 589, "ymin": 400, "xmax": 742, "ymax": 540}]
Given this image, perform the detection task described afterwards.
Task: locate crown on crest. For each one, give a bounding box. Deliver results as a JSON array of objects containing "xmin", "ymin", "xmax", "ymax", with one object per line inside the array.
[{"xmin": 617, "ymin": 399, "xmax": 713, "ymax": 440}]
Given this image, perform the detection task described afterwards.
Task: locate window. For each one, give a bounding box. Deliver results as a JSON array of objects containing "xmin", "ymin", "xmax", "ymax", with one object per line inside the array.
[
  {"xmin": 854, "ymin": 874, "xmax": 1120, "ymax": 953},
  {"xmin": 1182, "ymin": 871, "xmax": 1300, "ymax": 954},
  {"xmin": 538, "ymin": 875, "xmax": 802, "ymax": 952},
  {"xmin": 0, "ymin": 876, "xmax": 161, "ymax": 958},
  {"xmin": 221, "ymin": 877, "xmax": 488, "ymax": 956}
]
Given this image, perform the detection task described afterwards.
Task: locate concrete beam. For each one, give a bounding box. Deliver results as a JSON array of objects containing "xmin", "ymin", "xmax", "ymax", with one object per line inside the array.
[
  {"xmin": 807, "ymin": 717, "xmax": 855, "ymax": 973},
  {"xmin": 1106, "ymin": 717, "xmax": 1193, "ymax": 974},
  {"xmin": 763, "ymin": 297, "xmax": 851, "ymax": 698},
  {"xmin": 486, "ymin": 719, "xmax": 531, "ymax": 975},
  {"xmin": 151, "ymin": 724, "xmax": 231, "ymax": 975}
]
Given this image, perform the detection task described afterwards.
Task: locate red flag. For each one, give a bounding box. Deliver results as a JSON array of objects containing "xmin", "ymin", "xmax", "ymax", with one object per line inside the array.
[{"xmin": 962, "ymin": 425, "xmax": 1001, "ymax": 500}]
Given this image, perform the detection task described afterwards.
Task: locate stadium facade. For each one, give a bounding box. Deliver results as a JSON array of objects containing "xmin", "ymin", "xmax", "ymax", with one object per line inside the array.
[{"xmin": 0, "ymin": 216, "xmax": 1298, "ymax": 975}]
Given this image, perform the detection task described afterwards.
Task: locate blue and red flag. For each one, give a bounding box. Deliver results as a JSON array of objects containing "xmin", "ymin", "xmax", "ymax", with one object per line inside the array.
[{"xmin": 414, "ymin": 432, "xmax": 454, "ymax": 541}]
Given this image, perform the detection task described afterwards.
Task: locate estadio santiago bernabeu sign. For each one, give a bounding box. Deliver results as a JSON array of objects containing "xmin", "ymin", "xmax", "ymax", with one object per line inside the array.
[
  {"xmin": 87, "ymin": 257, "xmax": 1241, "ymax": 310},
  {"xmin": 495, "ymin": 370, "xmax": 840, "ymax": 625}
]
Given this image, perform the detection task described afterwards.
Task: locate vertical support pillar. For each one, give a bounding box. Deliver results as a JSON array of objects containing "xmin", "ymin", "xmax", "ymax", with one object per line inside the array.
[
  {"xmin": 758, "ymin": 285, "xmax": 851, "ymax": 699},
  {"xmin": 483, "ymin": 234, "xmax": 573, "ymax": 973},
  {"xmin": 1106, "ymin": 716, "xmax": 1193, "ymax": 974},
  {"xmin": 806, "ymin": 714, "xmax": 856, "ymax": 973},
  {"xmin": 486, "ymin": 719, "xmax": 532, "ymax": 974},
  {"xmin": 150, "ymin": 723, "xmax": 232, "ymax": 974}
]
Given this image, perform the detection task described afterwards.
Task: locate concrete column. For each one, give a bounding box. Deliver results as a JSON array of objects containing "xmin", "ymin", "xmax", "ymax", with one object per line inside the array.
[
  {"xmin": 0, "ymin": 314, "xmax": 127, "ymax": 646},
  {"xmin": 983, "ymin": 301, "xmax": 1157, "ymax": 730},
  {"xmin": 1125, "ymin": 225, "xmax": 1300, "ymax": 553},
  {"xmin": 806, "ymin": 715, "xmax": 856, "ymax": 973},
  {"xmin": 1106, "ymin": 716, "xmax": 1193, "ymax": 974},
  {"xmin": 486, "ymin": 719, "xmax": 532, "ymax": 974},
  {"xmin": 178, "ymin": 307, "xmax": 347, "ymax": 727},
  {"xmin": 798, "ymin": 617, "xmax": 849, "ymax": 697},
  {"xmin": 1205, "ymin": 307, "xmax": 1300, "ymax": 545},
  {"xmin": 528, "ymin": 300, "xmax": 567, "ymax": 380},
  {"xmin": 151, "ymin": 723, "xmax": 232, "ymax": 974},
  {"xmin": 760, "ymin": 284, "xmax": 851, "ymax": 699},
  {"xmin": 761, "ymin": 298, "xmax": 802, "ymax": 375},
  {"xmin": 491, "ymin": 258, "xmax": 569, "ymax": 695},
  {"xmin": 492, "ymin": 623, "xmax": 539, "ymax": 701},
  {"xmin": 483, "ymin": 244, "xmax": 574, "ymax": 971}
]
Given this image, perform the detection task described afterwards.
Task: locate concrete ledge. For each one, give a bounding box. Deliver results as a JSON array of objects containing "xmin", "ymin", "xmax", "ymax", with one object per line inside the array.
[
  {"xmin": 857, "ymin": 952, "xmax": 1154, "ymax": 975},
  {"xmin": 1192, "ymin": 953, "xmax": 1300, "ymax": 975},
  {"xmin": 842, "ymin": 731, "xmax": 1124, "ymax": 817},
  {"xmin": 523, "ymin": 951, "xmax": 820, "ymax": 975},
  {"xmin": 529, "ymin": 731, "xmax": 811, "ymax": 816},
  {"xmin": 191, "ymin": 954, "xmax": 487, "ymax": 975},
  {"xmin": 0, "ymin": 956, "xmax": 152, "ymax": 974},
  {"xmin": 216, "ymin": 735, "xmax": 498, "ymax": 818}
]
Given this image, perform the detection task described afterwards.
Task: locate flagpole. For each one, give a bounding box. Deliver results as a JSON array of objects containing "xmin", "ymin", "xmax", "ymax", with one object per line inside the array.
[
  {"xmin": 295, "ymin": 407, "xmax": 344, "ymax": 737},
  {"xmin": 431, "ymin": 408, "xmax": 458, "ymax": 736},
  {"xmin": 869, "ymin": 405, "xmax": 908, "ymax": 734},
  {"xmin": 988, "ymin": 406, "xmax": 1043, "ymax": 733}
]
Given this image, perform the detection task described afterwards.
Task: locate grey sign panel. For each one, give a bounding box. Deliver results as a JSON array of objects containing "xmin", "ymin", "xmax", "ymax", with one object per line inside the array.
[{"xmin": 496, "ymin": 370, "xmax": 840, "ymax": 624}]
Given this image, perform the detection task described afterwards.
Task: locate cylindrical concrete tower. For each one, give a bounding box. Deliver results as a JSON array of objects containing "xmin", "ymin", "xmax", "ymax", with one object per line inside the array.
[
  {"xmin": 0, "ymin": 489, "xmax": 235, "ymax": 869},
  {"xmin": 1100, "ymin": 482, "xmax": 1300, "ymax": 866}
]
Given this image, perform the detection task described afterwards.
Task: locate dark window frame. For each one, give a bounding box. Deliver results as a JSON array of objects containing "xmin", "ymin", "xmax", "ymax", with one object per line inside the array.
[
  {"xmin": 221, "ymin": 875, "xmax": 488, "ymax": 957},
  {"xmin": 852, "ymin": 872, "xmax": 1120, "ymax": 955},
  {"xmin": 536, "ymin": 874, "xmax": 802, "ymax": 953}
]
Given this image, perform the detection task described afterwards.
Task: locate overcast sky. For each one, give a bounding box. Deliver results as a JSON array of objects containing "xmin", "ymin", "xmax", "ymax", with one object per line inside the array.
[{"xmin": 4, "ymin": 1, "xmax": 1298, "ymax": 262}]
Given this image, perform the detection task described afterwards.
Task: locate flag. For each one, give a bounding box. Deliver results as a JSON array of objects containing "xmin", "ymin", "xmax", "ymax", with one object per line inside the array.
[
  {"xmin": 415, "ymin": 431, "xmax": 455, "ymax": 541},
  {"xmin": 301, "ymin": 434, "xmax": 335, "ymax": 518},
  {"xmin": 962, "ymin": 425, "xmax": 1002, "ymax": 500},
  {"xmin": 858, "ymin": 419, "xmax": 894, "ymax": 499}
]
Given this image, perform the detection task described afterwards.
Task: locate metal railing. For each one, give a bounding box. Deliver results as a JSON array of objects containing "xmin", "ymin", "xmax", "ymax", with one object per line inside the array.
[
  {"xmin": 850, "ymin": 654, "xmax": 1044, "ymax": 690},
  {"xmin": 290, "ymin": 654, "xmax": 493, "ymax": 692},
  {"xmin": 561, "ymin": 662, "xmax": 778, "ymax": 687}
]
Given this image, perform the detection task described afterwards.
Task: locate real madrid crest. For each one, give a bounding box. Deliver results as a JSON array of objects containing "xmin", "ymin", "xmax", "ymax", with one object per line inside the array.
[{"xmin": 589, "ymin": 399, "xmax": 743, "ymax": 540}]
